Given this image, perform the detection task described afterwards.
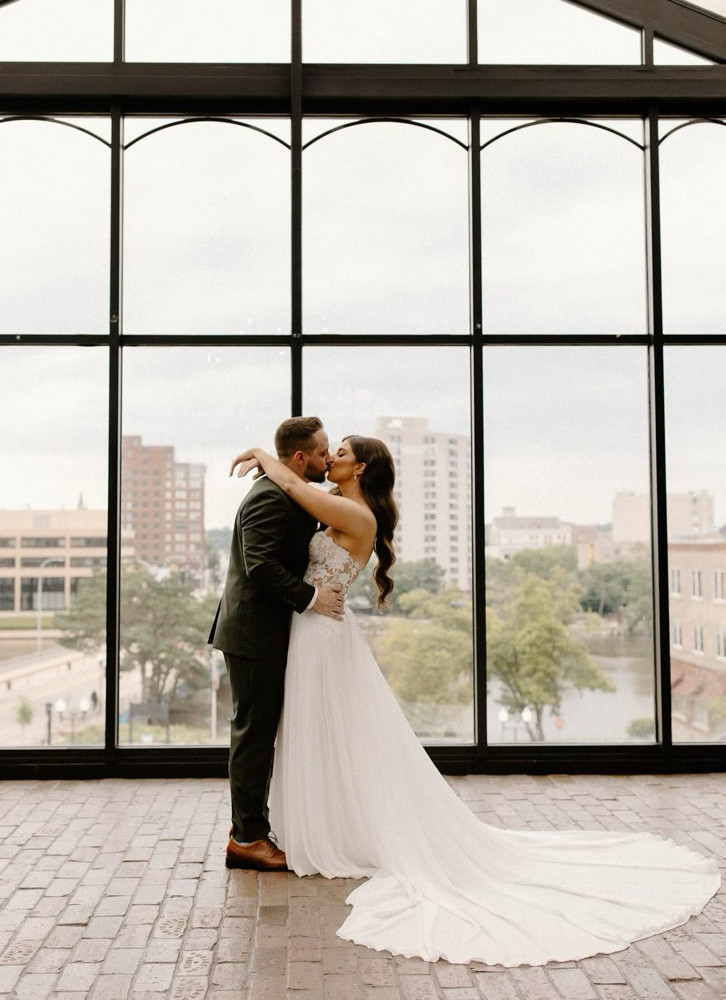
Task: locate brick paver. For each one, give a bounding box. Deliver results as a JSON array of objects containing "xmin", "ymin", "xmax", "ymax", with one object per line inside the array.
[{"xmin": 0, "ymin": 775, "xmax": 722, "ymax": 999}]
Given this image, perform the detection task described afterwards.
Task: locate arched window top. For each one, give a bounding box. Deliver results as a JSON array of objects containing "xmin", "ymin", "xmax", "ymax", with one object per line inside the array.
[
  {"xmin": 0, "ymin": 116, "xmax": 111, "ymax": 148},
  {"xmin": 481, "ymin": 118, "xmax": 644, "ymax": 152},
  {"xmin": 481, "ymin": 118, "xmax": 645, "ymax": 150},
  {"xmin": 659, "ymin": 118, "xmax": 726, "ymax": 144},
  {"xmin": 124, "ymin": 118, "xmax": 291, "ymax": 152},
  {"xmin": 303, "ymin": 119, "xmax": 469, "ymax": 153}
]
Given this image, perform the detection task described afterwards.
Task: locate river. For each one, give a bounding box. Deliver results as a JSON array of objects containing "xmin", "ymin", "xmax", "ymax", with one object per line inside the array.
[{"xmin": 488, "ymin": 631, "xmax": 655, "ymax": 744}]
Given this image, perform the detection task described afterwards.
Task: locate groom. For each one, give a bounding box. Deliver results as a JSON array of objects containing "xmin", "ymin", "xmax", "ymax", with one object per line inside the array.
[{"xmin": 208, "ymin": 416, "xmax": 344, "ymax": 871}]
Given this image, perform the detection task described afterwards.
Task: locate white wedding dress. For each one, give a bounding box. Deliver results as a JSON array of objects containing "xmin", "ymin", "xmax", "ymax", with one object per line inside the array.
[{"xmin": 268, "ymin": 531, "xmax": 721, "ymax": 967}]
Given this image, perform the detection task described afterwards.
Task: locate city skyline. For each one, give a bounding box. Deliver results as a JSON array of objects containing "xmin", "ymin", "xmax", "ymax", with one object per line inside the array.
[
  {"xmin": 3, "ymin": 486, "xmax": 721, "ymax": 545},
  {"xmin": 0, "ymin": 358, "xmax": 726, "ymax": 528}
]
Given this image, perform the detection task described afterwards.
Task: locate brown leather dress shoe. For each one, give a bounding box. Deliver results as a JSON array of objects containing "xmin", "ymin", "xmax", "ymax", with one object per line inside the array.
[{"xmin": 225, "ymin": 836, "xmax": 290, "ymax": 872}]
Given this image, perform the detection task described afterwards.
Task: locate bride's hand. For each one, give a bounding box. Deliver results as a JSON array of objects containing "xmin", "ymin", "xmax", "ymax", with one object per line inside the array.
[{"xmin": 229, "ymin": 450, "xmax": 263, "ymax": 479}]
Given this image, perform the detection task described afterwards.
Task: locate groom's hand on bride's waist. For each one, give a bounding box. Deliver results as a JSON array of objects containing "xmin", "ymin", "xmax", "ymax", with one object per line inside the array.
[{"xmin": 312, "ymin": 585, "xmax": 345, "ymax": 621}]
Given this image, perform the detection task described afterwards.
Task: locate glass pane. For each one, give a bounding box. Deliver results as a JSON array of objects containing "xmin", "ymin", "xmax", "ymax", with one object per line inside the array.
[
  {"xmin": 119, "ymin": 346, "xmax": 290, "ymax": 746},
  {"xmin": 478, "ymin": 0, "xmax": 641, "ymax": 64},
  {"xmin": 125, "ymin": 0, "xmax": 288, "ymax": 62},
  {"xmin": 0, "ymin": 118, "xmax": 110, "ymax": 337},
  {"xmin": 304, "ymin": 120, "xmax": 469, "ymax": 335},
  {"xmin": 665, "ymin": 348, "xmax": 726, "ymax": 743},
  {"xmin": 0, "ymin": 347, "xmax": 108, "ymax": 748},
  {"xmin": 484, "ymin": 347, "xmax": 655, "ymax": 744},
  {"xmin": 124, "ymin": 119, "xmax": 290, "ymax": 336},
  {"xmin": 0, "ymin": 0, "xmax": 113, "ymax": 61},
  {"xmin": 304, "ymin": 346, "xmax": 474, "ymax": 744},
  {"xmin": 303, "ymin": 0, "xmax": 466, "ymax": 63},
  {"xmin": 653, "ymin": 38, "xmax": 715, "ymax": 65},
  {"xmin": 481, "ymin": 119, "xmax": 646, "ymax": 336},
  {"xmin": 660, "ymin": 120, "xmax": 726, "ymax": 335}
]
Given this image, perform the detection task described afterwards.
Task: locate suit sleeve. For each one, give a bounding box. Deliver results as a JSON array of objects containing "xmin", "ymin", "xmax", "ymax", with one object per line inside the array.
[{"xmin": 241, "ymin": 489, "xmax": 316, "ymax": 614}]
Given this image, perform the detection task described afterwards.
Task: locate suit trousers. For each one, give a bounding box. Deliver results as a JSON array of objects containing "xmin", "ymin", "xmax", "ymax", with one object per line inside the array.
[{"xmin": 224, "ymin": 650, "xmax": 286, "ymax": 843}]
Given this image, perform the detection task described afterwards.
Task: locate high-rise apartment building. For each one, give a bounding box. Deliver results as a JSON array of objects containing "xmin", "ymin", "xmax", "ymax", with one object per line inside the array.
[
  {"xmin": 375, "ymin": 417, "xmax": 471, "ymax": 591},
  {"xmin": 121, "ymin": 436, "xmax": 206, "ymax": 583}
]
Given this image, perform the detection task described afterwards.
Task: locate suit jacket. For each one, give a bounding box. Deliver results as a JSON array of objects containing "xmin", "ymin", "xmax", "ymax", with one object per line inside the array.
[{"xmin": 208, "ymin": 476, "xmax": 317, "ymax": 661}]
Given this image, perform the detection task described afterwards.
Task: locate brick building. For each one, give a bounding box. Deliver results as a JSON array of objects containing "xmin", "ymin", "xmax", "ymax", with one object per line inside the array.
[
  {"xmin": 668, "ymin": 540, "xmax": 726, "ymax": 740},
  {"xmin": 121, "ymin": 436, "xmax": 206, "ymax": 584}
]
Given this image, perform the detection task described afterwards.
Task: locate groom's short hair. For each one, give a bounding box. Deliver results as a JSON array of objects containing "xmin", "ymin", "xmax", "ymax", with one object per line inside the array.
[{"xmin": 275, "ymin": 416, "xmax": 324, "ymax": 459}]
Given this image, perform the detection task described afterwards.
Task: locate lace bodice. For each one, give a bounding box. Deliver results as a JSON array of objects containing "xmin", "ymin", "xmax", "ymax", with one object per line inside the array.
[{"xmin": 304, "ymin": 531, "xmax": 362, "ymax": 597}]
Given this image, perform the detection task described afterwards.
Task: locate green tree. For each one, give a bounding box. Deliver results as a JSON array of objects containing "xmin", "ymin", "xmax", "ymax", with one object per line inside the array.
[
  {"xmin": 581, "ymin": 610, "xmax": 604, "ymax": 632},
  {"xmin": 346, "ymin": 565, "xmax": 377, "ymax": 611},
  {"xmin": 626, "ymin": 716, "xmax": 655, "ymax": 739},
  {"xmin": 487, "ymin": 575, "xmax": 615, "ymax": 741},
  {"xmin": 56, "ymin": 565, "xmax": 218, "ymax": 710},
  {"xmin": 16, "ymin": 699, "xmax": 33, "ymax": 731},
  {"xmin": 392, "ymin": 559, "xmax": 445, "ymax": 602},
  {"xmin": 510, "ymin": 545, "xmax": 578, "ymax": 578},
  {"xmin": 580, "ymin": 554, "xmax": 652, "ymax": 634},
  {"xmin": 580, "ymin": 562, "xmax": 628, "ymax": 616},
  {"xmin": 54, "ymin": 569, "xmax": 107, "ymax": 655},
  {"xmin": 708, "ymin": 696, "xmax": 726, "ymax": 733},
  {"xmin": 347, "ymin": 558, "xmax": 446, "ymax": 614},
  {"xmin": 379, "ymin": 588, "xmax": 472, "ymax": 705},
  {"xmin": 205, "ymin": 536, "xmax": 221, "ymax": 590},
  {"xmin": 620, "ymin": 557, "xmax": 653, "ymax": 635},
  {"xmin": 486, "ymin": 553, "xmax": 583, "ymax": 623}
]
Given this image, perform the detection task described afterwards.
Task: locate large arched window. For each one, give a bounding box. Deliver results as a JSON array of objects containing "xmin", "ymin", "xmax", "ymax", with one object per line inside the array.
[
  {"xmin": 123, "ymin": 118, "xmax": 291, "ymax": 336},
  {"xmin": 303, "ymin": 119, "xmax": 469, "ymax": 336}
]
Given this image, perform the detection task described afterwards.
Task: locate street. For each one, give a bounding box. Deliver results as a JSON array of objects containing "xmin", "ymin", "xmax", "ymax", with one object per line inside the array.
[{"xmin": 0, "ymin": 646, "xmax": 142, "ymax": 747}]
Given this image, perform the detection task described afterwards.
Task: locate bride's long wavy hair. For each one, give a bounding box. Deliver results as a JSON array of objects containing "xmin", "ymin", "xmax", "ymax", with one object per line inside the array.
[{"xmin": 338, "ymin": 435, "xmax": 398, "ymax": 610}]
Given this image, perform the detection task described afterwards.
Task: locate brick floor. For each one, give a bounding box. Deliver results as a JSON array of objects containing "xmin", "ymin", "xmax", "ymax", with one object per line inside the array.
[{"xmin": 0, "ymin": 774, "xmax": 723, "ymax": 999}]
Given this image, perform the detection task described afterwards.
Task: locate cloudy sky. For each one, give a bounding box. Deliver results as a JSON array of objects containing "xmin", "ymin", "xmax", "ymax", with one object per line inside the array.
[
  {"xmin": 0, "ymin": 0, "xmax": 625, "ymax": 63},
  {"xmin": 0, "ymin": 0, "xmax": 721, "ymax": 63},
  {"xmin": 1, "ymin": 1, "xmax": 725, "ymax": 531}
]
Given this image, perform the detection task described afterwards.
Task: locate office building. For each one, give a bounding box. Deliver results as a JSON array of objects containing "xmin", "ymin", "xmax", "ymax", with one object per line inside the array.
[{"xmin": 0, "ymin": 507, "xmax": 134, "ymax": 614}]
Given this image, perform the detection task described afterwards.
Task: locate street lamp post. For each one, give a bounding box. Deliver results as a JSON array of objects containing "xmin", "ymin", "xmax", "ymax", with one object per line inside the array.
[
  {"xmin": 36, "ymin": 557, "xmax": 63, "ymax": 655},
  {"xmin": 73, "ymin": 697, "xmax": 91, "ymax": 745},
  {"xmin": 52, "ymin": 697, "xmax": 92, "ymax": 745}
]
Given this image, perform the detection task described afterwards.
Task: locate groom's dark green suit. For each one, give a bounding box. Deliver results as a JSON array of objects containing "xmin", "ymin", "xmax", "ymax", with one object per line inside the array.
[{"xmin": 208, "ymin": 475, "xmax": 318, "ymax": 843}]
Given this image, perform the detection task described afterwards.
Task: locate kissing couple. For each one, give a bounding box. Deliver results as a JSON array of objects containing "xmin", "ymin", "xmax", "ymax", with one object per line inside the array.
[{"xmin": 208, "ymin": 416, "xmax": 719, "ymax": 967}]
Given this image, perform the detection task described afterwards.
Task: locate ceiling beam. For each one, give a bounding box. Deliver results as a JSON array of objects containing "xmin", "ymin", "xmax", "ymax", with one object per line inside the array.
[
  {"xmin": 574, "ymin": 0, "xmax": 726, "ymax": 61},
  {"xmin": 1, "ymin": 62, "xmax": 726, "ymax": 117}
]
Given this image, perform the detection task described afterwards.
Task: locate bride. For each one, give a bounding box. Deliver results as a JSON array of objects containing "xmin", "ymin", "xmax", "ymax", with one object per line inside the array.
[{"xmin": 230, "ymin": 435, "xmax": 720, "ymax": 968}]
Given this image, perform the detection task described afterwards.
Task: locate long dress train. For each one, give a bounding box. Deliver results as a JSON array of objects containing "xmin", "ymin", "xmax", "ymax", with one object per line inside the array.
[{"xmin": 268, "ymin": 532, "xmax": 721, "ymax": 967}]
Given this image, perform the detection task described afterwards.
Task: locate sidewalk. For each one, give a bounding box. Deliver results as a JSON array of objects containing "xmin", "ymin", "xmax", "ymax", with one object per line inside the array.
[{"xmin": 0, "ymin": 773, "xmax": 723, "ymax": 999}]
